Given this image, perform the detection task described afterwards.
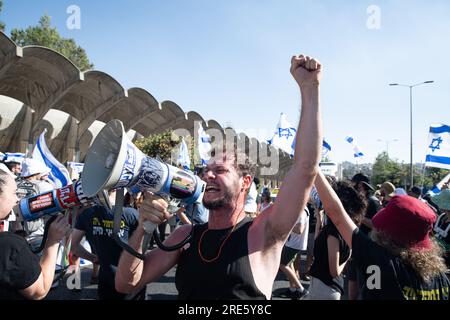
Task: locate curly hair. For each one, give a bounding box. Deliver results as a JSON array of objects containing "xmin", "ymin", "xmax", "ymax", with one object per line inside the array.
[
  {"xmin": 371, "ymin": 230, "xmax": 448, "ymax": 282},
  {"xmin": 331, "ymin": 180, "xmax": 367, "ymax": 226}
]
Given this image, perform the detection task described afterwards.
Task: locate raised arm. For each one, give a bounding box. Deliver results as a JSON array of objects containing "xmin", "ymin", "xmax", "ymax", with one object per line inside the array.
[
  {"xmin": 314, "ymin": 171, "xmax": 357, "ymax": 247},
  {"xmin": 261, "ymin": 55, "xmax": 323, "ymax": 243}
]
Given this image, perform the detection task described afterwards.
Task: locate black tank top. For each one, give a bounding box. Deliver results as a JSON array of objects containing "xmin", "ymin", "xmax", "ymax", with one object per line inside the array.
[{"xmin": 175, "ymin": 217, "xmax": 267, "ymax": 300}]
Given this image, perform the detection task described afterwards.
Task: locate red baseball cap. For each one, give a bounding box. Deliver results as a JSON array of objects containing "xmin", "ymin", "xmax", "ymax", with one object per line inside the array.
[{"xmin": 372, "ymin": 195, "xmax": 436, "ymax": 250}]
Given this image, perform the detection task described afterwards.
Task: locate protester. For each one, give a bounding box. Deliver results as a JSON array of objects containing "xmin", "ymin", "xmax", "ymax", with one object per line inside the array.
[
  {"xmin": 315, "ymin": 170, "xmax": 450, "ymax": 300},
  {"xmin": 395, "ymin": 188, "xmax": 408, "ymax": 196},
  {"xmin": 431, "ymin": 189, "xmax": 450, "ymax": 270},
  {"xmin": 351, "ymin": 173, "xmax": 381, "ymax": 235},
  {"xmin": 115, "ymin": 54, "xmax": 323, "ymax": 299},
  {"xmin": 19, "ymin": 158, "xmax": 54, "ymax": 251},
  {"xmin": 4, "ymin": 161, "xmax": 21, "ymax": 176},
  {"xmin": 0, "ymin": 169, "xmax": 70, "ymax": 299},
  {"xmin": 379, "ymin": 181, "xmax": 396, "ymax": 206},
  {"xmin": 259, "ymin": 190, "xmax": 273, "ymax": 213},
  {"xmin": 244, "ymin": 178, "xmax": 259, "ymax": 218},
  {"xmin": 305, "ymin": 180, "xmax": 367, "ymax": 300},
  {"xmin": 408, "ymin": 186, "xmax": 422, "ymax": 199},
  {"xmin": 71, "ymin": 189, "xmax": 144, "ymax": 300},
  {"xmin": 278, "ymin": 208, "xmax": 309, "ymax": 300}
]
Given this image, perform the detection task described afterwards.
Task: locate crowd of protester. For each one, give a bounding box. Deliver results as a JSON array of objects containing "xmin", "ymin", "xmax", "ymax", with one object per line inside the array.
[
  {"xmin": 1, "ymin": 151, "xmax": 448, "ymax": 301},
  {"xmin": 0, "ymin": 55, "xmax": 448, "ymax": 300}
]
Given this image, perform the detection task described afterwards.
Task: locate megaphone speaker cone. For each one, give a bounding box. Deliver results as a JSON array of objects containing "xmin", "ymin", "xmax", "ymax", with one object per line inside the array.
[{"xmin": 83, "ymin": 120, "xmax": 143, "ymax": 197}]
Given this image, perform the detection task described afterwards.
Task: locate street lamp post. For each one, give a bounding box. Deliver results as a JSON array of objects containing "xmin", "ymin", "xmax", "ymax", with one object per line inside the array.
[
  {"xmin": 377, "ymin": 138, "xmax": 399, "ymax": 156},
  {"xmin": 389, "ymin": 81, "xmax": 434, "ymax": 188}
]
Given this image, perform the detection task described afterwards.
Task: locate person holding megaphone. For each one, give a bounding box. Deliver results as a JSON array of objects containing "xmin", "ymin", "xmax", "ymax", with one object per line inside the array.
[
  {"xmin": 115, "ymin": 54, "xmax": 323, "ymax": 299},
  {"xmin": 0, "ymin": 169, "xmax": 70, "ymax": 300}
]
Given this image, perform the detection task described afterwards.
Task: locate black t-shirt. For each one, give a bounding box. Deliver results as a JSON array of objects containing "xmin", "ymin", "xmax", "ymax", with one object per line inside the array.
[
  {"xmin": 175, "ymin": 217, "xmax": 266, "ymax": 300},
  {"xmin": 360, "ymin": 195, "xmax": 381, "ymax": 235},
  {"xmin": 75, "ymin": 205, "xmax": 139, "ymax": 299},
  {"xmin": 352, "ymin": 228, "xmax": 450, "ymax": 300},
  {"xmin": 0, "ymin": 232, "xmax": 41, "ymax": 299},
  {"xmin": 309, "ymin": 222, "xmax": 351, "ymax": 294}
]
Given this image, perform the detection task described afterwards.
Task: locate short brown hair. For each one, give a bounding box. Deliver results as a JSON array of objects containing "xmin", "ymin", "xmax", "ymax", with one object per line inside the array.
[{"xmin": 210, "ymin": 143, "xmax": 257, "ymax": 178}]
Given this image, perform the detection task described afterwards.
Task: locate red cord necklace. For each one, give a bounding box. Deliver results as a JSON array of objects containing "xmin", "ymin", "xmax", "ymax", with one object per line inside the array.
[{"xmin": 198, "ymin": 212, "xmax": 243, "ymax": 263}]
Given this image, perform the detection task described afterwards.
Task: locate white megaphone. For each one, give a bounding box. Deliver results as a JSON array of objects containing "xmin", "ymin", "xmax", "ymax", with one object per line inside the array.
[{"xmin": 82, "ymin": 119, "xmax": 206, "ymax": 234}]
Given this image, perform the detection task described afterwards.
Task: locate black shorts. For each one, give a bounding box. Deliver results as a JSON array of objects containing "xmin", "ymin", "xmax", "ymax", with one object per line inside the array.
[{"xmin": 280, "ymin": 246, "xmax": 300, "ymax": 266}]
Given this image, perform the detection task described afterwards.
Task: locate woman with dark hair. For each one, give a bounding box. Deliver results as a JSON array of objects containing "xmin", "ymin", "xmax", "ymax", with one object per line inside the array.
[
  {"xmin": 314, "ymin": 170, "xmax": 450, "ymax": 300},
  {"xmin": 0, "ymin": 170, "xmax": 70, "ymax": 299},
  {"xmin": 259, "ymin": 191, "xmax": 272, "ymax": 213},
  {"xmin": 305, "ymin": 180, "xmax": 367, "ymax": 300}
]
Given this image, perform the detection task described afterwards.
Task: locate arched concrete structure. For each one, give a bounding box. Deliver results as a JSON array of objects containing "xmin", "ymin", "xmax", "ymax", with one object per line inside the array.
[{"xmin": 0, "ymin": 31, "xmax": 292, "ymax": 181}]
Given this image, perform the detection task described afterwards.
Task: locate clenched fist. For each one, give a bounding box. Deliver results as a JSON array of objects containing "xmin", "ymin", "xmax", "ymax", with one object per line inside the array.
[
  {"xmin": 290, "ymin": 54, "xmax": 322, "ymax": 88},
  {"xmin": 138, "ymin": 192, "xmax": 173, "ymax": 228}
]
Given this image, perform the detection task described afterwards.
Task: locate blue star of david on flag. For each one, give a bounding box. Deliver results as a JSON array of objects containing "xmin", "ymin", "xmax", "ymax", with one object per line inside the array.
[
  {"xmin": 429, "ymin": 137, "xmax": 443, "ymax": 152},
  {"xmin": 278, "ymin": 127, "xmax": 295, "ymax": 139},
  {"xmin": 425, "ymin": 124, "xmax": 450, "ymax": 170}
]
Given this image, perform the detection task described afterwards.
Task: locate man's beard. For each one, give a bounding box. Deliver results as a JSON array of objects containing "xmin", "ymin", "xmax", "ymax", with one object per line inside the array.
[{"xmin": 203, "ymin": 190, "xmax": 235, "ymax": 210}]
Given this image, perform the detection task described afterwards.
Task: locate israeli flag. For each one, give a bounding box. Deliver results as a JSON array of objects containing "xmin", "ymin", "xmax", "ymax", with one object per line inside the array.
[
  {"xmin": 425, "ymin": 124, "xmax": 450, "ymax": 170},
  {"xmin": 67, "ymin": 162, "xmax": 84, "ymax": 175},
  {"xmin": 177, "ymin": 137, "xmax": 191, "ymax": 171},
  {"xmin": 2, "ymin": 152, "xmax": 26, "ymax": 163},
  {"xmin": 198, "ymin": 125, "xmax": 211, "ymax": 165},
  {"xmin": 430, "ymin": 172, "xmax": 450, "ymax": 194},
  {"xmin": 32, "ymin": 129, "xmax": 72, "ymax": 188},
  {"xmin": 267, "ymin": 113, "xmax": 297, "ymax": 157},
  {"xmin": 322, "ymin": 139, "xmax": 332, "ymax": 157},
  {"xmin": 345, "ymin": 135, "xmax": 364, "ymax": 158}
]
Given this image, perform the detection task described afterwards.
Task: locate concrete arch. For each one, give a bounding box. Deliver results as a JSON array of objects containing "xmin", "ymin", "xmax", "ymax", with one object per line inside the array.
[
  {"xmin": 0, "ymin": 32, "xmax": 23, "ymax": 80},
  {"xmin": 0, "ymin": 32, "xmax": 292, "ymax": 179},
  {"xmin": 104, "ymin": 87, "xmax": 160, "ymax": 132},
  {"xmin": 0, "ymin": 45, "xmax": 83, "ymax": 123}
]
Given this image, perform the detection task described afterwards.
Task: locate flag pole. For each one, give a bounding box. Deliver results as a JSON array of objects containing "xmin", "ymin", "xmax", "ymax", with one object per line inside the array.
[{"xmin": 420, "ymin": 162, "xmax": 427, "ymax": 190}]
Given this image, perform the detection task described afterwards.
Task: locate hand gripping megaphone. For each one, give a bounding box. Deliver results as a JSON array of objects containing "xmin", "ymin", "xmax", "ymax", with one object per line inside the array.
[
  {"xmin": 82, "ymin": 119, "xmax": 205, "ymax": 255},
  {"xmin": 18, "ymin": 179, "xmax": 98, "ymax": 221}
]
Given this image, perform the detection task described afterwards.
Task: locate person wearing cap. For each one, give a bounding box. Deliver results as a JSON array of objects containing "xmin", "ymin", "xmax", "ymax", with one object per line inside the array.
[
  {"xmin": 0, "ymin": 169, "xmax": 70, "ymax": 299},
  {"xmin": 347, "ymin": 173, "xmax": 381, "ymax": 300},
  {"xmin": 379, "ymin": 181, "xmax": 396, "ymax": 207},
  {"xmin": 351, "ymin": 173, "xmax": 381, "ymax": 235},
  {"xmin": 432, "ymin": 190, "xmax": 450, "ymax": 270},
  {"xmin": 19, "ymin": 158, "xmax": 55, "ymax": 251},
  {"xmin": 315, "ymin": 170, "xmax": 450, "ymax": 300}
]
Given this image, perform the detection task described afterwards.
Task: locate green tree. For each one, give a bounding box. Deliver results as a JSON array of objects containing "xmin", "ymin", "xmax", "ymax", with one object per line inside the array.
[
  {"xmin": 10, "ymin": 14, "xmax": 93, "ymax": 71},
  {"xmin": 372, "ymin": 152, "xmax": 403, "ymax": 186},
  {"xmin": 134, "ymin": 130, "xmax": 182, "ymax": 164},
  {"xmin": 421, "ymin": 167, "xmax": 449, "ymax": 189},
  {"xmin": 0, "ymin": 0, "xmax": 5, "ymax": 32}
]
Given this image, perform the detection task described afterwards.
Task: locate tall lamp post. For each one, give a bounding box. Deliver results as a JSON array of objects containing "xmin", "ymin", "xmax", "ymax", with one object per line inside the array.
[
  {"xmin": 377, "ymin": 138, "xmax": 399, "ymax": 157},
  {"xmin": 389, "ymin": 81, "xmax": 434, "ymax": 188}
]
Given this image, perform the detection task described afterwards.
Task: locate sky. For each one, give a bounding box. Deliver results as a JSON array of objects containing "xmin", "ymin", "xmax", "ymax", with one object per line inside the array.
[{"xmin": 2, "ymin": 0, "xmax": 449, "ymax": 164}]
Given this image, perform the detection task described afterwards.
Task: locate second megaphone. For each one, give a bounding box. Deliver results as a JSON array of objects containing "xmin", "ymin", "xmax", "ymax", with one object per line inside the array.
[
  {"xmin": 18, "ymin": 179, "xmax": 97, "ymax": 221},
  {"xmin": 82, "ymin": 119, "xmax": 205, "ymax": 204}
]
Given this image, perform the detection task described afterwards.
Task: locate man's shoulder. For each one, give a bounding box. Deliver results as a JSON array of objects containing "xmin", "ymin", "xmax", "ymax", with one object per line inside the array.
[
  {"xmin": 0, "ymin": 232, "xmax": 27, "ymax": 246},
  {"xmin": 121, "ymin": 206, "xmax": 139, "ymax": 220}
]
